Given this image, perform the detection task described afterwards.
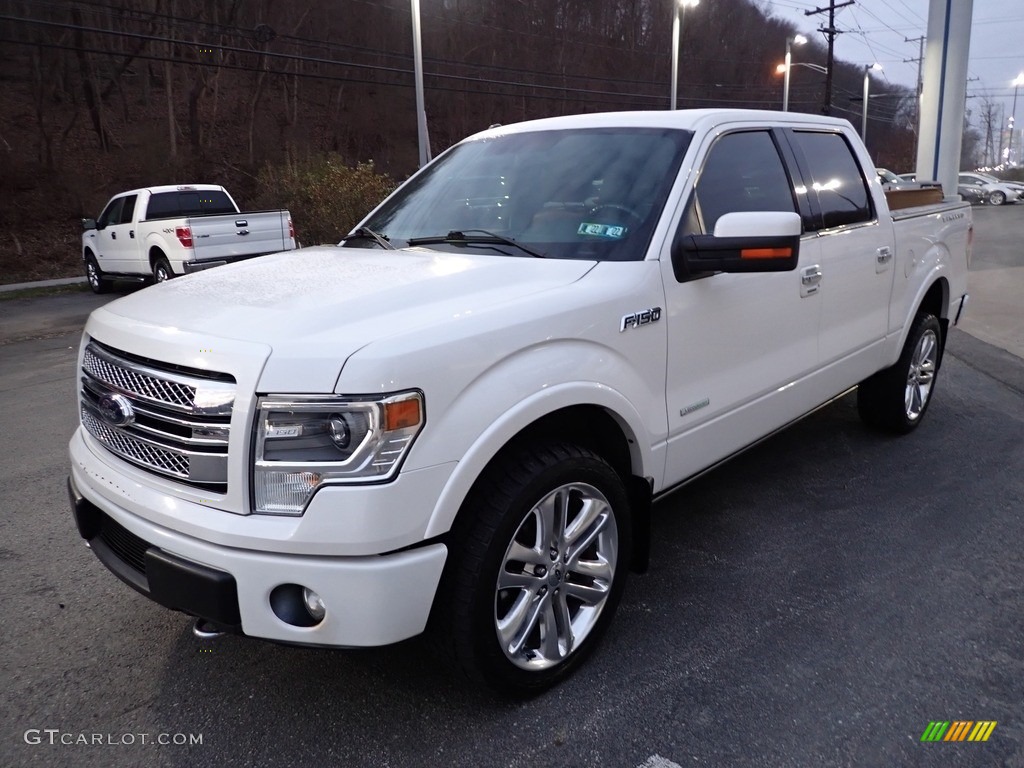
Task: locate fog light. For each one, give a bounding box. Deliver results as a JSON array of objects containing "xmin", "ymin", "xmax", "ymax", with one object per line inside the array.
[
  {"xmin": 269, "ymin": 583, "xmax": 326, "ymax": 627},
  {"xmin": 302, "ymin": 587, "xmax": 326, "ymax": 622}
]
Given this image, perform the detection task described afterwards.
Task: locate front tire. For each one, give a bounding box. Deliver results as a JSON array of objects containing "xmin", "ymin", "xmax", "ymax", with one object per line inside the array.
[
  {"xmin": 989, "ymin": 190, "xmax": 1006, "ymax": 206},
  {"xmin": 84, "ymin": 253, "xmax": 111, "ymax": 294},
  {"xmin": 153, "ymin": 256, "xmax": 174, "ymax": 283},
  {"xmin": 858, "ymin": 312, "xmax": 943, "ymax": 434},
  {"xmin": 434, "ymin": 443, "xmax": 631, "ymax": 694}
]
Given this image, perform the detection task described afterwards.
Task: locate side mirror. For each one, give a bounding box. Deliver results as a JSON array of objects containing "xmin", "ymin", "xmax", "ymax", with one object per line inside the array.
[
  {"xmin": 671, "ymin": 211, "xmax": 801, "ymax": 281},
  {"xmin": 82, "ymin": 218, "xmax": 97, "ymax": 231}
]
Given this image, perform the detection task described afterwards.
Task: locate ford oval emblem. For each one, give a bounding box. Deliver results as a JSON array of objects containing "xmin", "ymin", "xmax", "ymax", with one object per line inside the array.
[{"xmin": 97, "ymin": 393, "xmax": 135, "ymax": 427}]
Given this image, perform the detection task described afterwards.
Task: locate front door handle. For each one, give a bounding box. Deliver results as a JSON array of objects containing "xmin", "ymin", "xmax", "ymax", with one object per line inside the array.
[
  {"xmin": 800, "ymin": 265, "xmax": 822, "ymax": 297},
  {"xmin": 111, "ymin": 231, "xmax": 116, "ymax": 240},
  {"xmin": 129, "ymin": 230, "xmax": 135, "ymax": 239}
]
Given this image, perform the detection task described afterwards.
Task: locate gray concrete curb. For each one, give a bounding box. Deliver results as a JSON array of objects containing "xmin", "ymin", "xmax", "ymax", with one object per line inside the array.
[{"xmin": 0, "ymin": 277, "xmax": 87, "ymax": 294}]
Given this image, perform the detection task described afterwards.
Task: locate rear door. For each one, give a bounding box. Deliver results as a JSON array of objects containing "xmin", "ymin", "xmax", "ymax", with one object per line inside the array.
[{"xmin": 783, "ymin": 129, "xmax": 893, "ymax": 383}]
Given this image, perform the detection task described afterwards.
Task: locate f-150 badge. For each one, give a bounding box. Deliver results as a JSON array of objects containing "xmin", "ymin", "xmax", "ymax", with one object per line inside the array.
[{"xmin": 620, "ymin": 307, "xmax": 662, "ymax": 332}]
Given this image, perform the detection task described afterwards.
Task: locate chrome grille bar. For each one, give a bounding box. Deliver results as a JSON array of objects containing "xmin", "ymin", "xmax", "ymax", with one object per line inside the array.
[
  {"xmin": 80, "ymin": 340, "xmax": 235, "ymax": 490},
  {"xmin": 83, "ymin": 343, "xmax": 234, "ymax": 416}
]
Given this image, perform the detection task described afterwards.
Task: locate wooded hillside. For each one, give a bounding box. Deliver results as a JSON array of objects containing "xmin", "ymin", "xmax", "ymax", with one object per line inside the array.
[{"xmin": 0, "ymin": 0, "xmax": 917, "ymax": 284}]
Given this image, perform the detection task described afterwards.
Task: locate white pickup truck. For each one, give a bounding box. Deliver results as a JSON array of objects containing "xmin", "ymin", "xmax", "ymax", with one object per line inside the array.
[
  {"xmin": 80, "ymin": 184, "xmax": 296, "ymax": 292},
  {"xmin": 68, "ymin": 110, "xmax": 970, "ymax": 693}
]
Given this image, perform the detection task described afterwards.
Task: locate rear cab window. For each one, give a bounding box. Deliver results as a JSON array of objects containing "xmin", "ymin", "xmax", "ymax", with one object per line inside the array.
[{"xmin": 144, "ymin": 189, "xmax": 237, "ymax": 220}]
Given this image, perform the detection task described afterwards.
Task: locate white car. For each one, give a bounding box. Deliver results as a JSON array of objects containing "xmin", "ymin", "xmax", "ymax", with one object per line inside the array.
[{"xmin": 958, "ymin": 172, "xmax": 1021, "ymax": 206}]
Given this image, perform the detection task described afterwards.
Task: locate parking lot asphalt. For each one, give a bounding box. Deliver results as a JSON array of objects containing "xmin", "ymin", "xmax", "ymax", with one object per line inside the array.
[{"xmin": 0, "ymin": 208, "xmax": 1022, "ymax": 767}]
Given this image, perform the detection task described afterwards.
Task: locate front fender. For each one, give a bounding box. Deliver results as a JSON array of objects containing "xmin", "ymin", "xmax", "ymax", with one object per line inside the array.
[{"xmin": 418, "ymin": 340, "xmax": 665, "ymax": 540}]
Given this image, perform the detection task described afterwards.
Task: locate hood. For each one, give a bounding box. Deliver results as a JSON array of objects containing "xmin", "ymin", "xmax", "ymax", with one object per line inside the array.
[{"xmin": 99, "ymin": 246, "xmax": 596, "ymax": 392}]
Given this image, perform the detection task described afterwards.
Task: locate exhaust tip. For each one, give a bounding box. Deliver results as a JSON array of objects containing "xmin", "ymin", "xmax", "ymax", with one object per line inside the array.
[{"xmin": 193, "ymin": 618, "xmax": 226, "ymax": 639}]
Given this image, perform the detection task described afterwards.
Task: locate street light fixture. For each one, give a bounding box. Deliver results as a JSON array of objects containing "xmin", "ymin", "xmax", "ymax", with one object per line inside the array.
[
  {"xmin": 862, "ymin": 63, "xmax": 883, "ymax": 143},
  {"xmin": 1008, "ymin": 72, "xmax": 1024, "ymax": 166},
  {"xmin": 670, "ymin": 0, "xmax": 699, "ymax": 110},
  {"xmin": 782, "ymin": 34, "xmax": 807, "ymax": 112}
]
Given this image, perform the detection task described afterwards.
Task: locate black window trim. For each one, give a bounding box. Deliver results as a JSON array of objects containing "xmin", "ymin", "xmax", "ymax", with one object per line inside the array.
[
  {"xmin": 780, "ymin": 127, "xmax": 877, "ymax": 233},
  {"xmin": 672, "ymin": 127, "xmax": 804, "ymax": 282}
]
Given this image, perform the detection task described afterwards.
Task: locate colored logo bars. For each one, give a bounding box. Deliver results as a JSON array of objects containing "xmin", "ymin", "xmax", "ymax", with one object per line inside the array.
[{"xmin": 921, "ymin": 721, "xmax": 997, "ymax": 742}]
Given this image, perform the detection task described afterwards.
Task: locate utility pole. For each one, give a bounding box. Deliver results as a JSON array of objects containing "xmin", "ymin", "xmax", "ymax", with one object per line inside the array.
[
  {"xmin": 805, "ymin": 0, "xmax": 855, "ymax": 115},
  {"xmin": 904, "ymin": 35, "xmax": 926, "ymax": 98},
  {"xmin": 904, "ymin": 35, "xmax": 926, "ymax": 165}
]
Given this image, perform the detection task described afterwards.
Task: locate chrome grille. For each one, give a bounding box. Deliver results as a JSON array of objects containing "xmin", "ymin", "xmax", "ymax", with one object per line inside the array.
[
  {"xmin": 79, "ymin": 341, "xmax": 235, "ymax": 491},
  {"xmin": 82, "ymin": 408, "xmax": 190, "ymax": 479},
  {"xmin": 84, "ymin": 346, "xmax": 195, "ymax": 409}
]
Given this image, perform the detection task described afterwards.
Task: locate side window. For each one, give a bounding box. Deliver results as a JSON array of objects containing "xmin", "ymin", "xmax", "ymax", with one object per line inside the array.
[
  {"xmin": 145, "ymin": 193, "xmax": 180, "ymax": 220},
  {"xmin": 790, "ymin": 131, "xmax": 872, "ymax": 229},
  {"xmin": 97, "ymin": 197, "xmax": 124, "ymax": 229},
  {"xmin": 118, "ymin": 195, "xmax": 137, "ymax": 225},
  {"xmin": 687, "ymin": 131, "xmax": 797, "ymax": 234}
]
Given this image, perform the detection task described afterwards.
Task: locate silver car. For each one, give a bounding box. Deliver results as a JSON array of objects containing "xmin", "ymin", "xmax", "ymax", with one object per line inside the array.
[{"xmin": 958, "ymin": 172, "xmax": 1021, "ymax": 206}]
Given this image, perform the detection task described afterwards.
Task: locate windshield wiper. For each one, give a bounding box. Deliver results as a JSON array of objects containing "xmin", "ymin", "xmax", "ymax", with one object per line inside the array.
[
  {"xmin": 343, "ymin": 226, "xmax": 395, "ymax": 249},
  {"xmin": 406, "ymin": 229, "xmax": 546, "ymax": 258}
]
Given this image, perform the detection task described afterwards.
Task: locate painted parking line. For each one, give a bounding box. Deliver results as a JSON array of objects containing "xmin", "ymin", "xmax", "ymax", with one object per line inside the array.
[{"xmin": 637, "ymin": 755, "xmax": 683, "ymax": 768}]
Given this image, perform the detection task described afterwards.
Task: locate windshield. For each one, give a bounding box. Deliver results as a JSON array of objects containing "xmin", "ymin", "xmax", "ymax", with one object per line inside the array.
[{"xmin": 351, "ymin": 127, "xmax": 692, "ymax": 261}]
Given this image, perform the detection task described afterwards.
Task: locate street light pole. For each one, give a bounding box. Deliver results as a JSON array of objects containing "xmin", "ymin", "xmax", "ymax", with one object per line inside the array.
[
  {"xmin": 862, "ymin": 63, "xmax": 882, "ymax": 143},
  {"xmin": 1008, "ymin": 73, "xmax": 1024, "ymax": 166},
  {"xmin": 410, "ymin": 0, "xmax": 430, "ymax": 167},
  {"xmin": 670, "ymin": 0, "xmax": 699, "ymax": 110},
  {"xmin": 782, "ymin": 35, "xmax": 807, "ymax": 112}
]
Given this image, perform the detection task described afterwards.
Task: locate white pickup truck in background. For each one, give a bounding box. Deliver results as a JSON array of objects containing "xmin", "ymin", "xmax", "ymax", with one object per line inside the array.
[
  {"xmin": 81, "ymin": 184, "xmax": 296, "ymax": 292},
  {"xmin": 68, "ymin": 110, "xmax": 970, "ymax": 694}
]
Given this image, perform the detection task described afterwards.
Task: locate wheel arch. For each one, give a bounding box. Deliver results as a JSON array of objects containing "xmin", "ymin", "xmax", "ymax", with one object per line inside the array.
[
  {"xmin": 915, "ymin": 277, "xmax": 950, "ymax": 363},
  {"xmin": 148, "ymin": 245, "xmax": 167, "ymax": 269},
  {"xmin": 425, "ymin": 400, "xmax": 654, "ymax": 573}
]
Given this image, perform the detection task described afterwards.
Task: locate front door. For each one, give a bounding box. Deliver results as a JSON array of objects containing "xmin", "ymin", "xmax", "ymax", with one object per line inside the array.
[{"xmin": 661, "ymin": 128, "xmax": 822, "ymax": 487}]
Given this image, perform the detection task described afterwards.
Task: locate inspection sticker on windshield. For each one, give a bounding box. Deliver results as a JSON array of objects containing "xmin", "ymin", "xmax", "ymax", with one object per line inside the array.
[{"xmin": 578, "ymin": 222, "xmax": 627, "ymax": 239}]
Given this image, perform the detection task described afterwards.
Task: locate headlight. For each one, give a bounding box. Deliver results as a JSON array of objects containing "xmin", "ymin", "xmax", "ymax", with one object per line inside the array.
[{"xmin": 252, "ymin": 391, "xmax": 424, "ymax": 515}]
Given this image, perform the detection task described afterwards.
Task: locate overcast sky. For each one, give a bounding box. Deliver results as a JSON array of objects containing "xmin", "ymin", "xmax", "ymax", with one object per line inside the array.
[{"xmin": 761, "ymin": 0, "xmax": 1024, "ymax": 124}]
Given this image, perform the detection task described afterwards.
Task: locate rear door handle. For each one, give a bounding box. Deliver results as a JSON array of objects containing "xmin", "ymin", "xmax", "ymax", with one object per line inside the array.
[
  {"xmin": 876, "ymin": 245, "xmax": 893, "ymax": 273},
  {"xmin": 129, "ymin": 230, "xmax": 135, "ymax": 239},
  {"xmin": 111, "ymin": 232, "xmax": 116, "ymax": 239}
]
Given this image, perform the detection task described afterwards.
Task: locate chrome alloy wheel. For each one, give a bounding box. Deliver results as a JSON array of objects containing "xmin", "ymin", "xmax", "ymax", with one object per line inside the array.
[
  {"xmin": 494, "ymin": 482, "xmax": 618, "ymax": 671},
  {"xmin": 86, "ymin": 260, "xmax": 100, "ymax": 290},
  {"xmin": 905, "ymin": 328, "xmax": 938, "ymax": 422}
]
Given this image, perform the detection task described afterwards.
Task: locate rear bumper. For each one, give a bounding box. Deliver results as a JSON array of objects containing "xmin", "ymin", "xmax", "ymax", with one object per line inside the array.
[
  {"xmin": 182, "ymin": 252, "xmax": 274, "ymax": 273},
  {"xmin": 67, "ymin": 471, "xmax": 448, "ymax": 647}
]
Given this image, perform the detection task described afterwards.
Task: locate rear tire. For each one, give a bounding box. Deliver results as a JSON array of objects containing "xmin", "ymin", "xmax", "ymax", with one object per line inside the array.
[
  {"xmin": 433, "ymin": 442, "xmax": 631, "ymax": 694},
  {"xmin": 153, "ymin": 256, "xmax": 174, "ymax": 283},
  {"xmin": 84, "ymin": 253, "xmax": 111, "ymax": 294},
  {"xmin": 858, "ymin": 312, "xmax": 942, "ymax": 434}
]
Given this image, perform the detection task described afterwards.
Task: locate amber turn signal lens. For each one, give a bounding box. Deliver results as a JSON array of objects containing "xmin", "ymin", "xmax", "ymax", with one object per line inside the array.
[{"xmin": 385, "ymin": 398, "xmax": 422, "ymax": 430}]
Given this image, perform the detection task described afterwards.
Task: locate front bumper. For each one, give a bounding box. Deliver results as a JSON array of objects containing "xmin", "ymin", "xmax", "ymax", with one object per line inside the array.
[{"xmin": 67, "ymin": 470, "xmax": 448, "ymax": 647}]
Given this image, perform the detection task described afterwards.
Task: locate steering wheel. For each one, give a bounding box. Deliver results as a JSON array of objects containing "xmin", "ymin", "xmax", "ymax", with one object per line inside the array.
[{"xmin": 587, "ymin": 203, "xmax": 644, "ymax": 227}]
